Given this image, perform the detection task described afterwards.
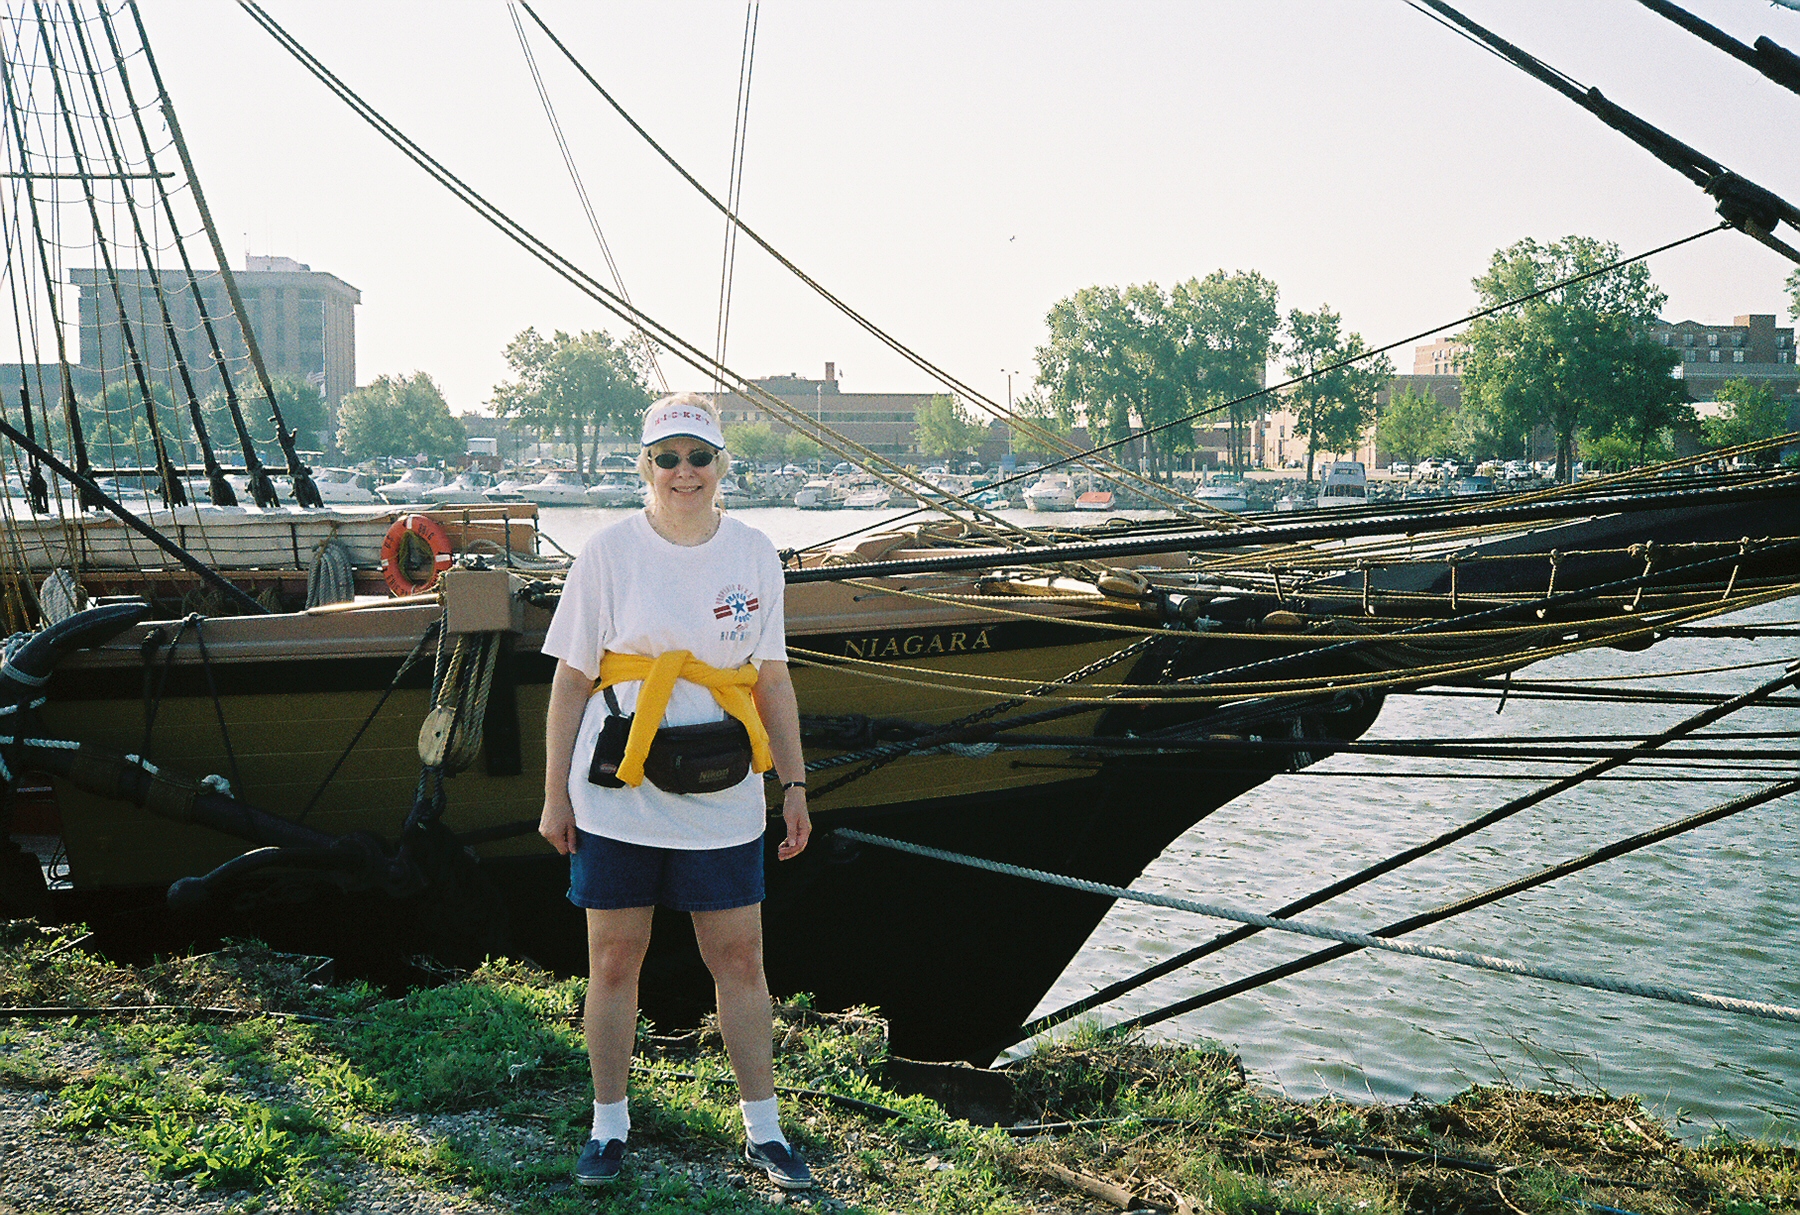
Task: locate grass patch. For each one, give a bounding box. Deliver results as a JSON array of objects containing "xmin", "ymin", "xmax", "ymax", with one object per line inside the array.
[{"xmin": 3, "ymin": 916, "xmax": 1797, "ymax": 1214}]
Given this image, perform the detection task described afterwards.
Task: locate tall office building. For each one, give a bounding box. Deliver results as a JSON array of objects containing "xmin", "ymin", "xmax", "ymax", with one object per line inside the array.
[{"xmin": 70, "ymin": 254, "xmax": 359, "ymax": 415}]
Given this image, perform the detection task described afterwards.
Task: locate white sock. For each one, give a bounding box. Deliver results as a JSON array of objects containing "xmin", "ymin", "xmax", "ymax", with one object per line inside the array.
[
  {"xmin": 740, "ymin": 1095, "xmax": 786, "ymax": 1147},
  {"xmin": 591, "ymin": 1098, "xmax": 629, "ymax": 1145}
]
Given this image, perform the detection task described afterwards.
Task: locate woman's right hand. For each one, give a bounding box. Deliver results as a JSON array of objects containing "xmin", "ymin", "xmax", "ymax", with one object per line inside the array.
[{"xmin": 539, "ymin": 800, "xmax": 580, "ymax": 856}]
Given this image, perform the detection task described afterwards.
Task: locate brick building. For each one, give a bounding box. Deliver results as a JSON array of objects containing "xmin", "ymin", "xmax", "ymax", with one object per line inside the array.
[
  {"xmin": 1652, "ymin": 314, "xmax": 1798, "ymax": 406},
  {"xmin": 712, "ymin": 363, "xmax": 939, "ymax": 460}
]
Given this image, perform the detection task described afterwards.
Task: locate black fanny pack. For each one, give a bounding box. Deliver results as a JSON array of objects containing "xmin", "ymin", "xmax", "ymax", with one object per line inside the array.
[{"xmin": 588, "ymin": 685, "xmax": 754, "ymax": 795}]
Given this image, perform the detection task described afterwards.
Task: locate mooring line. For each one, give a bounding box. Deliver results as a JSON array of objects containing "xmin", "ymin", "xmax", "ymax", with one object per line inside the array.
[{"xmin": 835, "ymin": 803, "xmax": 1800, "ymax": 1028}]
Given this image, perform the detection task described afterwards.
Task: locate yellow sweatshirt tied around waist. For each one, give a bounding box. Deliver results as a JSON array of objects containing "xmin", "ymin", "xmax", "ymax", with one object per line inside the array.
[{"xmin": 594, "ymin": 650, "xmax": 772, "ymax": 788}]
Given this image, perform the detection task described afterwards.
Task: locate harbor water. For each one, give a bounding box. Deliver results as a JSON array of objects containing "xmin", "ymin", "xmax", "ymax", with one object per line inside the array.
[{"xmin": 537, "ymin": 505, "xmax": 1799, "ymax": 1142}]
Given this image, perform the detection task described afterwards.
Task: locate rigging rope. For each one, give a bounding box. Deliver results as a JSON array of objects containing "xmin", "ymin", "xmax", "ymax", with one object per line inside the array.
[
  {"xmin": 714, "ymin": 0, "xmax": 757, "ymax": 395},
  {"xmin": 504, "ymin": 1, "xmax": 667, "ymax": 393}
]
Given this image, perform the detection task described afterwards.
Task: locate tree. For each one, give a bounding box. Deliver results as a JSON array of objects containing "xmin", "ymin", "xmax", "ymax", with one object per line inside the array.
[
  {"xmin": 1788, "ymin": 268, "xmax": 1799, "ymax": 323},
  {"xmin": 1583, "ymin": 340, "xmax": 1695, "ymax": 463},
  {"xmin": 1459, "ymin": 235, "xmax": 1671, "ymax": 482},
  {"xmin": 724, "ymin": 423, "xmax": 781, "ymax": 464},
  {"xmin": 1281, "ymin": 305, "xmax": 1392, "ymax": 480},
  {"xmin": 1036, "ymin": 284, "xmax": 1146, "ymax": 450},
  {"xmin": 1036, "ymin": 272, "xmax": 1281, "ymax": 477},
  {"xmin": 913, "ymin": 394, "xmax": 985, "ymax": 462},
  {"xmin": 1703, "ymin": 377, "xmax": 1791, "ymax": 464},
  {"xmin": 200, "ymin": 376, "xmax": 329, "ymax": 463},
  {"xmin": 491, "ymin": 327, "xmax": 651, "ymax": 475},
  {"xmin": 1377, "ymin": 384, "xmax": 1454, "ymax": 464},
  {"xmin": 337, "ymin": 372, "xmax": 465, "ymax": 462},
  {"xmin": 1168, "ymin": 270, "xmax": 1281, "ymax": 471}
]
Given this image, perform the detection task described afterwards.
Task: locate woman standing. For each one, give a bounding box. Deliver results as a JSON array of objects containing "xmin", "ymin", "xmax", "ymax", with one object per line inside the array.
[{"xmin": 538, "ymin": 393, "xmax": 812, "ymax": 1190}]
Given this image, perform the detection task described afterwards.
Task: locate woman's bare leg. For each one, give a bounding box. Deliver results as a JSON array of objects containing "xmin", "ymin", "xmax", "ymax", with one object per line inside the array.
[
  {"xmin": 691, "ymin": 903, "xmax": 775, "ymax": 1101},
  {"xmin": 585, "ymin": 906, "xmax": 656, "ymax": 1102}
]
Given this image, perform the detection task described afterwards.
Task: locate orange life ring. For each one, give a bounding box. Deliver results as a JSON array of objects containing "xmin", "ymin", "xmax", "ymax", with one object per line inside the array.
[{"xmin": 380, "ymin": 513, "xmax": 454, "ymax": 596}]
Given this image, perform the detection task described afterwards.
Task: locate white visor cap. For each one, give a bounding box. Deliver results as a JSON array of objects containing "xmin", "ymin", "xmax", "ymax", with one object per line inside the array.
[{"xmin": 641, "ymin": 401, "xmax": 726, "ymax": 450}]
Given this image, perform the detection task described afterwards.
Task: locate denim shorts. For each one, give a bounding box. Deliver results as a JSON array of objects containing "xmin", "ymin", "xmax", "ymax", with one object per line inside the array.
[{"xmin": 567, "ymin": 828, "xmax": 765, "ymax": 912}]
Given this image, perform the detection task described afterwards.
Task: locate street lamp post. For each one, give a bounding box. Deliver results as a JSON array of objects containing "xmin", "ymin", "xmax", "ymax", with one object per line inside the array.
[{"xmin": 1001, "ymin": 369, "xmax": 1019, "ymax": 463}]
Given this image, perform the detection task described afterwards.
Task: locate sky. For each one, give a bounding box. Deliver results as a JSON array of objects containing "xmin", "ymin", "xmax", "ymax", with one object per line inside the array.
[{"xmin": 128, "ymin": 0, "xmax": 1800, "ymax": 416}]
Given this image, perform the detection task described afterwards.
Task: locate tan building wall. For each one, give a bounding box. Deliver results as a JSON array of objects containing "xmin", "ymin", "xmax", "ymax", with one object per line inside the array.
[
  {"xmin": 711, "ymin": 364, "xmax": 939, "ymax": 459},
  {"xmin": 72, "ymin": 254, "xmax": 360, "ymax": 423}
]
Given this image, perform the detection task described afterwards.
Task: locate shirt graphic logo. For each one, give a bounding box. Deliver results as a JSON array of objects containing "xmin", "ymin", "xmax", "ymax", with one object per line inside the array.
[{"xmin": 713, "ymin": 584, "xmax": 759, "ymax": 625}]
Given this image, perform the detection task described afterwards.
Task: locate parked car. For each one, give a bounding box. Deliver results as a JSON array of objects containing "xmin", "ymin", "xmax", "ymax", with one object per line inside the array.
[{"xmin": 1388, "ymin": 462, "xmax": 1412, "ymax": 476}]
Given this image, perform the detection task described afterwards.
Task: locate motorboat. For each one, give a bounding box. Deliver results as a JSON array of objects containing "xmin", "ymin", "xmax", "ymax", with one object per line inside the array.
[
  {"xmin": 794, "ymin": 479, "xmax": 847, "ymax": 509},
  {"xmin": 1075, "ymin": 489, "xmax": 1115, "ymax": 511},
  {"xmin": 301, "ymin": 468, "xmax": 378, "ymax": 505},
  {"xmin": 1192, "ymin": 478, "xmax": 1250, "ymax": 514},
  {"xmin": 585, "ymin": 473, "xmax": 644, "ymax": 508},
  {"xmin": 717, "ymin": 477, "xmax": 756, "ymax": 510},
  {"xmin": 376, "ymin": 467, "xmax": 445, "ymax": 504},
  {"xmin": 844, "ymin": 484, "xmax": 905, "ymax": 509},
  {"xmin": 1022, "ymin": 472, "xmax": 1076, "ymax": 511},
  {"xmin": 484, "ymin": 475, "xmax": 534, "ymax": 502},
  {"xmin": 421, "ymin": 471, "xmax": 495, "ymax": 505},
  {"xmin": 1315, "ymin": 461, "xmax": 1368, "ymax": 509},
  {"xmin": 518, "ymin": 470, "xmax": 592, "ymax": 507}
]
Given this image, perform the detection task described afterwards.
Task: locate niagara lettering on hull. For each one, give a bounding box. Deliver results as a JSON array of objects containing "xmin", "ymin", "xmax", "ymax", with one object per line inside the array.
[{"xmin": 714, "ymin": 583, "xmax": 759, "ymax": 641}]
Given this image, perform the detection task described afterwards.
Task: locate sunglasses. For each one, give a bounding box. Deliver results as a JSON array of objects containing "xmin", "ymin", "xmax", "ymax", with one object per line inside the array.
[{"xmin": 651, "ymin": 447, "xmax": 718, "ymax": 469}]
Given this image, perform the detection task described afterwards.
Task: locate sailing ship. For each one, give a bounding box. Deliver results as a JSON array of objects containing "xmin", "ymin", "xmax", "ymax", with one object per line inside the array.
[{"xmin": 2, "ymin": 1, "xmax": 1799, "ymax": 1067}]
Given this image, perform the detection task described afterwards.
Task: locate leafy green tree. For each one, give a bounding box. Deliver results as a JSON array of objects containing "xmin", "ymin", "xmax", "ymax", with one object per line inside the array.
[
  {"xmin": 1703, "ymin": 377, "xmax": 1792, "ymax": 464},
  {"xmin": 1377, "ymin": 384, "xmax": 1455, "ymax": 464},
  {"xmin": 913, "ymin": 394, "xmax": 985, "ymax": 462},
  {"xmin": 1579, "ymin": 432, "xmax": 1640, "ymax": 473},
  {"xmin": 724, "ymin": 423, "xmax": 780, "ymax": 464},
  {"xmin": 79, "ymin": 379, "xmax": 175, "ymax": 469},
  {"xmin": 1459, "ymin": 235, "xmax": 1671, "ymax": 482},
  {"xmin": 1281, "ymin": 305, "xmax": 1392, "ymax": 480},
  {"xmin": 1036, "ymin": 273, "xmax": 1281, "ymax": 476},
  {"xmin": 337, "ymin": 372, "xmax": 464, "ymax": 462},
  {"xmin": 785, "ymin": 434, "xmax": 821, "ymax": 467},
  {"xmin": 1036, "ymin": 284, "xmax": 1146, "ymax": 450},
  {"xmin": 491, "ymin": 328, "xmax": 651, "ymax": 475},
  {"xmin": 1583, "ymin": 341, "xmax": 1694, "ymax": 462},
  {"xmin": 200, "ymin": 376, "xmax": 329, "ymax": 463},
  {"xmin": 1788, "ymin": 268, "xmax": 1799, "ymax": 323},
  {"xmin": 1168, "ymin": 270, "xmax": 1280, "ymax": 471}
]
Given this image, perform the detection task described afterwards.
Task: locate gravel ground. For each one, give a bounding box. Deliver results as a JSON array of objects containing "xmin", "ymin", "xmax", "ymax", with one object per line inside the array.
[{"xmin": 0, "ymin": 1033, "xmax": 850, "ymax": 1215}]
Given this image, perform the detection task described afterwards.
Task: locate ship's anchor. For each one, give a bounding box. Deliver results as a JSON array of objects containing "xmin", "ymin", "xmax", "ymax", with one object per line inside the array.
[{"xmin": 0, "ymin": 603, "xmax": 507, "ymax": 960}]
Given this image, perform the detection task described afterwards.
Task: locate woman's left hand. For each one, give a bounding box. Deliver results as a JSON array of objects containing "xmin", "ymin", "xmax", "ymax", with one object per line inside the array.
[{"xmin": 777, "ymin": 787, "xmax": 811, "ymax": 860}]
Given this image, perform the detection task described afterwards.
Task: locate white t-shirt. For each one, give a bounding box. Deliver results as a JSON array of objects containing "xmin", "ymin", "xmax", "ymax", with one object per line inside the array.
[{"xmin": 542, "ymin": 511, "xmax": 788, "ymax": 849}]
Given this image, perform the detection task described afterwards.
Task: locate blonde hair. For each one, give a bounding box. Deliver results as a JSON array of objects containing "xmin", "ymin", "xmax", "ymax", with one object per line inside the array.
[{"xmin": 637, "ymin": 392, "xmax": 731, "ymax": 484}]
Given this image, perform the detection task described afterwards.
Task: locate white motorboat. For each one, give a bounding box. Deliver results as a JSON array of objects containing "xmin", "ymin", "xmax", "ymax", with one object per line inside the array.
[
  {"xmin": 717, "ymin": 477, "xmax": 756, "ymax": 510},
  {"xmin": 794, "ymin": 479, "xmax": 847, "ymax": 509},
  {"xmin": 421, "ymin": 471, "xmax": 494, "ymax": 505},
  {"xmin": 1315, "ymin": 461, "xmax": 1368, "ymax": 509},
  {"xmin": 376, "ymin": 467, "xmax": 444, "ymax": 504},
  {"xmin": 584, "ymin": 473, "xmax": 643, "ymax": 507},
  {"xmin": 1022, "ymin": 472, "xmax": 1076, "ymax": 511},
  {"xmin": 1192, "ymin": 481, "xmax": 1250, "ymax": 513},
  {"xmin": 519, "ymin": 470, "xmax": 592, "ymax": 507},
  {"xmin": 844, "ymin": 484, "xmax": 905, "ymax": 509},
  {"xmin": 485, "ymin": 475, "xmax": 533, "ymax": 502},
  {"xmin": 301, "ymin": 467, "xmax": 378, "ymax": 505}
]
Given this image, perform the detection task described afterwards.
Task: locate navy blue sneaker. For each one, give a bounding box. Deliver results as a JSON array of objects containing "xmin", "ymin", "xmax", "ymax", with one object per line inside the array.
[
  {"xmin": 744, "ymin": 1139, "xmax": 812, "ymax": 1190},
  {"xmin": 575, "ymin": 1137, "xmax": 626, "ymax": 1186}
]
